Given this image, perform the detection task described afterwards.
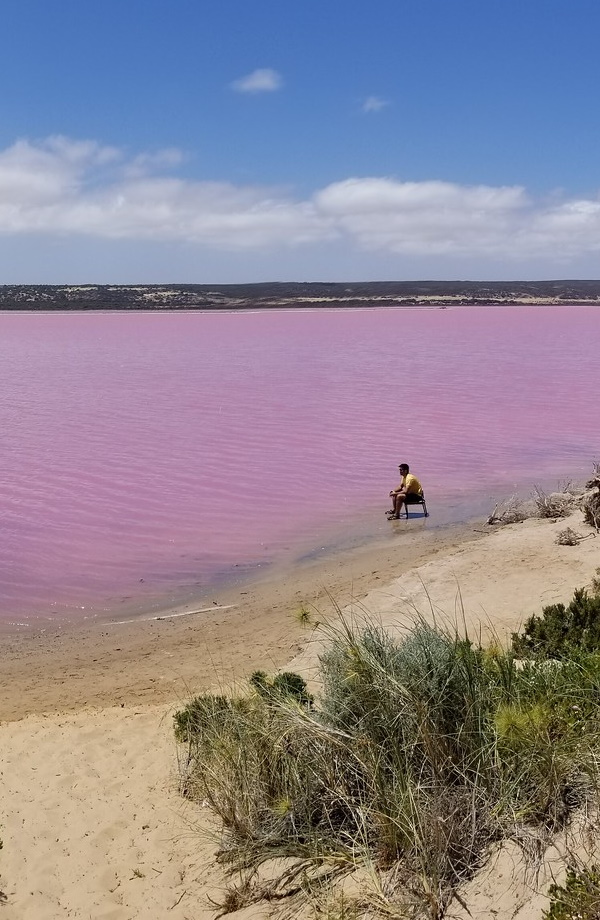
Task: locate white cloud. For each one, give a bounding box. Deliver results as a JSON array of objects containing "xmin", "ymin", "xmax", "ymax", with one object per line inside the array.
[
  {"xmin": 0, "ymin": 136, "xmax": 119, "ymax": 206},
  {"xmin": 3, "ymin": 136, "xmax": 600, "ymax": 266},
  {"xmin": 231, "ymin": 68, "xmax": 283, "ymax": 94},
  {"xmin": 362, "ymin": 96, "xmax": 389, "ymax": 113},
  {"xmin": 314, "ymin": 178, "xmax": 530, "ymax": 255},
  {"xmin": 0, "ymin": 137, "xmax": 330, "ymax": 248}
]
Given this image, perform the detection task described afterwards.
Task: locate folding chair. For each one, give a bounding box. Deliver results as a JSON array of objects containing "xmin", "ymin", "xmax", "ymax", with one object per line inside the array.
[{"xmin": 402, "ymin": 493, "xmax": 429, "ymax": 518}]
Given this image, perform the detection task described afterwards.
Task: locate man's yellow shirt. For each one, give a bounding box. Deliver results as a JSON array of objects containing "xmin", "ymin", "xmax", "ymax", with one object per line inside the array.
[{"xmin": 402, "ymin": 473, "xmax": 423, "ymax": 495}]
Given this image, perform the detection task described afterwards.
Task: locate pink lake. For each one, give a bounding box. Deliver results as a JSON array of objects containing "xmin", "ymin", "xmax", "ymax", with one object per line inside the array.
[{"xmin": 0, "ymin": 306, "xmax": 598, "ymax": 626}]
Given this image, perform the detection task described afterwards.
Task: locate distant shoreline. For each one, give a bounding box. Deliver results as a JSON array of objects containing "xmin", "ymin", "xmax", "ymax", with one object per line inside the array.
[{"xmin": 3, "ymin": 280, "xmax": 600, "ymax": 311}]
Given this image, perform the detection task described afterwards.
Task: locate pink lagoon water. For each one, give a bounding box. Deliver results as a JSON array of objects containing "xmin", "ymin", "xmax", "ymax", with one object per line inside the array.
[{"xmin": 0, "ymin": 306, "xmax": 598, "ymax": 626}]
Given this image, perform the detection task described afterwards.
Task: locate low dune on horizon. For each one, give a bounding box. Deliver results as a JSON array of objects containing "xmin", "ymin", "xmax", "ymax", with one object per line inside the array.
[{"xmin": 2, "ymin": 278, "xmax": 600, "ymax": 311}]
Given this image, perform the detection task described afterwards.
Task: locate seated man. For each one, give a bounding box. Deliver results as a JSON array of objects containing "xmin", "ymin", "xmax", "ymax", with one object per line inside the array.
[{"xmin": 387, "ymin": 463, "xmax": 424, "ymax": 520}]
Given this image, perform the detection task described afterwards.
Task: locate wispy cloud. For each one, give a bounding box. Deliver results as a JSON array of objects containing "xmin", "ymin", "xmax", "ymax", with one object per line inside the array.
[
  {"xmin": 231, "ymin": 68, "xmax": 283, "ymax": 94},
  {"xmin": 123, "ymin": 147, "xmax": 184, "ymax": 176},
  {"xmin": 3, "ymin": 136, "xmax": 600, "ymax": 266},
  {"xmin": 362, "ymin": 96, "xmax": 389, "ymax": 113}
]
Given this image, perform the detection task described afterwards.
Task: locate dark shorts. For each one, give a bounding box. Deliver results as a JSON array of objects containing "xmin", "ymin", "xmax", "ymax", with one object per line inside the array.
[{"xmin": 404, "ymin": 492, "xmax": 424, "ymax": 504}]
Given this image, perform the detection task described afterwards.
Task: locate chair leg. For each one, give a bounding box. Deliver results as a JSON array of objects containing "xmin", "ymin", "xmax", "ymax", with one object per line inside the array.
[{"xmin": 404, "ymin": 498, "xmax": 429, "ymax": 518}]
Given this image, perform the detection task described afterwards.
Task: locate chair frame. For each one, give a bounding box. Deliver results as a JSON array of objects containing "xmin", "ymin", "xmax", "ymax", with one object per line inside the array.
[{"xmin": 402, "ymin": 493, "xmax": 429, "ymax": 518}]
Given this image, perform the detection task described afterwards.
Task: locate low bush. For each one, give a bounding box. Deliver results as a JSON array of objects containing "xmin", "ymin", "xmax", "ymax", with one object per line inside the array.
[
  {"xmin": 581, "ymin": 472, "xmax": 600, "ymax": 531},
  {"xmin": 176, "ymin": 612, "xmax": 600, "ymax": 918},
  {"xmin": 486, "ymin": 496, "xmax": 528, "ymax": 525},
  {"xmin": 556, "ymin": 527, "xmax": 581, "ymax": 545},
  {"xmin": 512, "ymin": 589, "xmax": 600, "ymax": 659},
  {"xmin": 533, "ymin": 487, "xmax": 576, "ymax": 519}
]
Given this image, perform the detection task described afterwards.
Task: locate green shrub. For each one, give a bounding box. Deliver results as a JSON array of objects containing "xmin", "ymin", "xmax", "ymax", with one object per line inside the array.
[
  {"xmin": 173, "ymin": 693, "xmax": 236, "ymax": 743},
  {"xmin": 250, "ymin": 669, "xmax": 313, "ymax": 707},
  {"xmin": 512, "ymin": 589, "xmax": 600, "ymax": 659},
  {"xmin": 544, "ymin": 865, "xmax": 600, "ymax": 920}
]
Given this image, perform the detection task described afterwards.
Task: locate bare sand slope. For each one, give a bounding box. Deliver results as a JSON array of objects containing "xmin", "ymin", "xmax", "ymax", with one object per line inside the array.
[
  {"xmin": 0, "ymin": 512, "xmax": 598, "ymax": 919},
  {"xmin": 0, "ymin": 704, "xmax": 247, "ymax": 920}
]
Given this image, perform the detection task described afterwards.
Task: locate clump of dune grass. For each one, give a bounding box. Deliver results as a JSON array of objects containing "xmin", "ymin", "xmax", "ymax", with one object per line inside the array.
[{"xmin": 176, "ymin": 613, "xmax": 600, "ymax": 919}]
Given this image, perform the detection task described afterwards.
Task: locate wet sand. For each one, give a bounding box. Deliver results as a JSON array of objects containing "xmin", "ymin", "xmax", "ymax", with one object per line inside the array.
[{"xmin": 0, "ymin": 517, "xmax": 485, "ymax": 720}]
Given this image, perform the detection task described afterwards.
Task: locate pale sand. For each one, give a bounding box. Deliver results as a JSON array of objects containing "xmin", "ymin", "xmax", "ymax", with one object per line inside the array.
[{"xmin": 1, "ymin": 511, "xmax": 598, "ymax": 918}]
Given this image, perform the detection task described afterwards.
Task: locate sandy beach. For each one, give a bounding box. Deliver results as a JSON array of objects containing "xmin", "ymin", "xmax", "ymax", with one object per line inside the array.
[{"xmin": 1, "ymin": 510, "xmax": 599, "ymax": 918}]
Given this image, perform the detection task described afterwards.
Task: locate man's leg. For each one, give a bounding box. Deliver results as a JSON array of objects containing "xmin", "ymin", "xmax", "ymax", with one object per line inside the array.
[{"xmin": 393, "ymin": 492, "xmax": 406, "ymax": 518}]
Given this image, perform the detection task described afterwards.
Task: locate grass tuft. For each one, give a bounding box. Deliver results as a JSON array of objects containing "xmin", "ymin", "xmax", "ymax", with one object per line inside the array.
[{"xmin": 296, "ymin": 605, "xmax": 315, "ymax": 627}]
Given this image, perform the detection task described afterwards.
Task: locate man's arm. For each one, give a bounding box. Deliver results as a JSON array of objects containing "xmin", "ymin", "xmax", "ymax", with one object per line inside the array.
[{"xmin": 389, "ymin": 476, "xmax": 406, "ymax": 496}]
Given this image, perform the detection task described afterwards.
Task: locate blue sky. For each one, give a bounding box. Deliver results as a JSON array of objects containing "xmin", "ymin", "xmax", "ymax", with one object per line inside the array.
[{"xmin": 2, "ymin": 0, "xmax": 600, "ymax": 282}]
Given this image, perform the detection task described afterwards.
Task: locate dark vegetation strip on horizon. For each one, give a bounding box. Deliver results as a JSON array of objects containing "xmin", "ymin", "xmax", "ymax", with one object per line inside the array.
[{"xmin": 2, "ymin": 280, "xmax": 600, "ymax": 311}]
